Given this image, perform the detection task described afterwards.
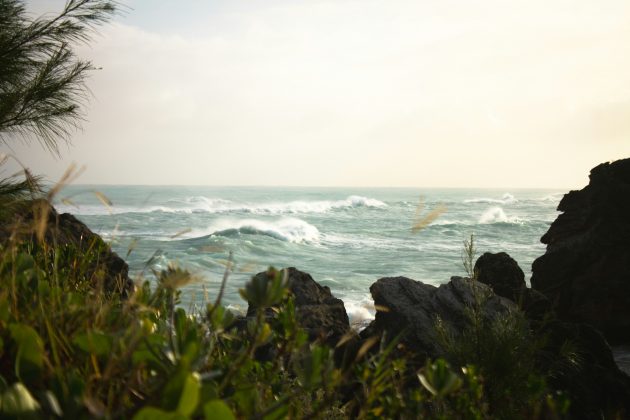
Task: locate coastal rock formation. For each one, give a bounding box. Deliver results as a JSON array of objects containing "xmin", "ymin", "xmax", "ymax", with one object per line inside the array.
[
  {"xmin": 247, "ymin": 267, "xmax": 350, "ymax": 346},
  {"xmin": 366, "ymin": 268, "xmax": 630, "ymax": 418},
  {"xmin": 368, "ymin": 276, "xmax": 515, "ymax": 360},
  {"xmin": 474, "ymin": 252, "xmax": 525, "ymax": 301},
  {"xmin": 531, "ymin": 158, "xmax": 630, "ymax": 344},
  {"xmin": 474, "ymin": 252, "xmax": 551, "ymax": 319},
  {"xmin": 538, "ymin": 320, "xmax": 630, "ymax": 419},
  {"xmin": 0, "ymin": 199, "xmax": 133, "ymax": 295}
]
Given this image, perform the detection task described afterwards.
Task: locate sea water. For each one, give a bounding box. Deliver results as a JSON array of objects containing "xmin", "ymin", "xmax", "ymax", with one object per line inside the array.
[{"xmin": 55, "ymin": 186, "xmax": 564, "ymax": 324}]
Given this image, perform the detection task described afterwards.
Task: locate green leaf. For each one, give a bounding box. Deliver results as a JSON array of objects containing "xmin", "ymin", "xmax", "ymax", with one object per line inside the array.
[
  {"xmin": 176, "ymin": 372, "xmax": 201, "ymax": 416},
  {"xmin": 418, "ymin": 359, "xmax": 463, "ymax": 399},
  {"xmin": 0, "ymin": 382, "xmax": 40, "ymax": 415},
  {"xmin": 73, "ymin": 330, "xmax": 113, "ymax": 357},
  {"xmin": 263, "ymin": 402, "xmax": 288, "ymax": 420},
  {"xmin": 203, "ymin": 400, "xmax": 235, "ymax": 420},
  {"xmin": 294, "ymin": 345, "xmax": 331, "ymax": 390},
  {"xmin": 239, "ymin": 268, "xmax": 287, "ymax": 308},
  {"xmin": 133, "ymin": 407, "xmax": 187, "ymax": 420},
  {"xmin": 9, "ymin": 324, "xmax": 44, "ymax": 381}
]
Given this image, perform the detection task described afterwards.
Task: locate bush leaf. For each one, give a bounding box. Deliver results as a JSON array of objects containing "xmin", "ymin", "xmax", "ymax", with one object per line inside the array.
[
  {"xmin": 9, "ymin": 324, "xmax": 44, "ymax": 381},
  {"xmin": 203, "ymin": 400, "xmax": 235, "ymax": 420}
]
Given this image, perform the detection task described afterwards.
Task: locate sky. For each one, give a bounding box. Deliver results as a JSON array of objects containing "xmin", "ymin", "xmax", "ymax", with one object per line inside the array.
[{"xmin": 3, "ymin": 0, "xmax": 630, "ymax": 188}]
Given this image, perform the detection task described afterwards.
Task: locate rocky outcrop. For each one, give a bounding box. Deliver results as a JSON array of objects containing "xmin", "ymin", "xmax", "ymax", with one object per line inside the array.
[
  {"xmin": 474, "ymin": 252, "xmax": 551, "ymax": 320},
  {"xmin": 0, "ymin": 199, "xmax": 133, "ymax": 295},
  {"xmin": 368, "ymin": 276, "xmax": 515, "ymax": 360},
  {"xmin": 475, "ymin": 252, "xmax": 525, "ymax": 301},
  {"xmin": 247, "ymin": 267, "xmax": 350, "ymax": 347},
  {"xmin": 537, "ymin": 320, "xmax": 630, "ymax": 419},
  {"xmin": 531, "ymin": 158, "xmax": 630, "ymax": 344}
]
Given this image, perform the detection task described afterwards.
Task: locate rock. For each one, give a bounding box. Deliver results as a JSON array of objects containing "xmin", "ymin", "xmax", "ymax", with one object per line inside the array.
[
  {"xmin": 247, "ymin": 267, "xmax": 350, "ymax": 347},
  {"xmin": 536, "ymin": 320, "xmax": 630, "ymax": 419},
  {"xmin": 531, "ymin": 158, "xmax": 630, "ymax": 344},
  {"xmin": 368, "ymin": 276, "xmax": 515, "ymax": 360},
  {"xmin": 474, "ymin": 252, "xmax": 526, "ymax": 301},
  {"xmin": 0, "ymin": 199, "xmax": 133, "ymax": 295},
  {"xmin": 473, "ymin": 252, "xmax": 552, "ymax": 319},
  {"xmin": 367, "ymin": 273, "xmax": 630, "ymax": 417},
  {"xmin": 519, "ymin": 288, "xmax": 553, "ymax": 320}
]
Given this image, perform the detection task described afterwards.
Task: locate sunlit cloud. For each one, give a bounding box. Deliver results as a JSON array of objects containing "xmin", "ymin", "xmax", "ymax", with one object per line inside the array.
[{"xmin": 5, "ymin": 0, "xmax": 630, "ymax": 187}]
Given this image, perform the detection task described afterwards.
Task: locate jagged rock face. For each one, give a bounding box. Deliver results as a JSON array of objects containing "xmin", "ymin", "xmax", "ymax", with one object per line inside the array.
[
  {"xmin": 531, "ymin": 158, "xmax": 630, "ymax": 344},
  {"xmin": 369, "ymin": 276, "xmax": 515, "ymax": 360},
  {"xmin": 247, "ymin": 267, "xmax": 350, "ymax": 346},
  {"xmin": 0, "ymin": 200, "xmax": 133, "ymax": 295},
  {"xmin": 475, "ymin": 252, "xmax": 526, "ymax": 301}
]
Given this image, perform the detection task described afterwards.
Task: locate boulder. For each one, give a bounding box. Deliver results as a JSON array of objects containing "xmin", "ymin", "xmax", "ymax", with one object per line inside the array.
[
  {"xmin": 531, "ymin": 158, "xmax": 630, "ymax": 344},
  {"xmin": 368, "ymin": 276, "xmax": 515, "ymax": 360},
  {"xmin": 367, "ymin": 272, "xmax": 630, "ymax": 418},
  {"xmin": 474, "ymin": 252, "xmax": 552, "ymax": 319},
  {"xmin": 247, "ymin": 267, "xmax": 350, "ymax": 347},
  {"xmin": 0, "ymin": 199, "xmax": 133, "ymax": 295},
  {"xmin": 474, "ymin": 252, "xmax": 525, "ymax": 301}
]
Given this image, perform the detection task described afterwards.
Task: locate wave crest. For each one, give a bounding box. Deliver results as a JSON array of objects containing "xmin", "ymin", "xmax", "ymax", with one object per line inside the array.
[
  {"xmin": 57, "ymin": 195, "xmax": 386, "ymax": 216},
  {"xmin": 464, "ymin": 193, "xmax": 516, "ymax": 204},
  {"xmin": 479, "ymin": 206, "xmax": 520, "ymax": 224},
  {"xmin": 186, "ymin": 218, "xmax": 320, "ymax": 244}
]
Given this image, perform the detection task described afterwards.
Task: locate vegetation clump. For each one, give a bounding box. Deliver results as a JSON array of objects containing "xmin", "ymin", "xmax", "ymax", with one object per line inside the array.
[{"xmin": 0, "ymin": 192, "xmax": 574, "ymax": 419}]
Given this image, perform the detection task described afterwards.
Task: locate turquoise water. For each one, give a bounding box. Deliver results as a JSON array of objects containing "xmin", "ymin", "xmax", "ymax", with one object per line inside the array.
[{"xmin": 55, "ymin": 186, "xmax": 563, "ymax": 323}]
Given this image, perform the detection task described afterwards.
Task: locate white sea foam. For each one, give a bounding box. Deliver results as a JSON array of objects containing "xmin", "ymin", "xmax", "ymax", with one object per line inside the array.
[
  {"xmin": 344, "ymin": 299, "xmax": 375, "ymax": 327},
  {"xmin": 185, "ymin": 218, "xmax": 320, "ymax": 244},
  {"xmin": 538, "ymin": 193, "xmax": 564, "ymax": 203},
  {"xmin": 464, "ymin": 193, "xmax": 516, "ymax": 204},
  {"xmin": 56, "ymin": 195, "xmax": 386, "ymax": 216},
  {"xmin": 209, "ymin": 195, "xmax": 387, "ymax": 214},
  {"xmin": 478, "ymin": 206, "xmax": 520, "ymax": 224}
]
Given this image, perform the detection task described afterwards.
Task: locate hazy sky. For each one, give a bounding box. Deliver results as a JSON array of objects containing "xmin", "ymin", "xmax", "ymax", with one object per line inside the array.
[{"xmin": 3, "ymin": 0, "xmax": 630, "ymax": 187}]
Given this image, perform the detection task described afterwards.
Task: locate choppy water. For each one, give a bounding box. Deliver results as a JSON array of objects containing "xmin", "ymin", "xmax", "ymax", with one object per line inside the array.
[{"xmin": 55, "ymin": 186, "xmax": 563, "ymax": 324}]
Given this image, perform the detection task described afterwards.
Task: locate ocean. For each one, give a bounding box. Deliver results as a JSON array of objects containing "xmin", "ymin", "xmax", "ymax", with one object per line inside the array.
[{"xmin": 55, "ymin": 186, "xmax": 564, "ymax": 325}]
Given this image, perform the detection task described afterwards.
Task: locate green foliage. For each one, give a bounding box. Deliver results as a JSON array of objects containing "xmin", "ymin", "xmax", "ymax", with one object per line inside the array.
[
  {"xmin": 0, "ymin": 213, "xmax": 573, "ymax": 418},
  {"xmin": 0, "ymin": 0, "xmax": 118, "ymax": 154},
  {"xmin": 433, "ymin": 234, "xmax": 568, "ymax": 419},
  {"xmin": 418, "ymin": 359, "xmax": 463, "ymax": 399}
]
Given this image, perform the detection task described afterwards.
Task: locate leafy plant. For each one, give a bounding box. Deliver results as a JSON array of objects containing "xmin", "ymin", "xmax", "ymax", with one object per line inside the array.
[{"xmin": 0, "ymin": 0, "xmax": 119, "ymax": 154}]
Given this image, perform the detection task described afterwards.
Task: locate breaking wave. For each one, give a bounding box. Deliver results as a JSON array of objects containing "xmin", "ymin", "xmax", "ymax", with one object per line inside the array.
[
  {"xmin": 478, "ymin": 206, "xmax": 521, "ymax": 224},
  {"xmin": 184, "ymin": 218, "xmax": 320, "ymax": 244},
  {"xmin": 464, "ymin": 193, "xmax": 516, "ymax": 204},
  {"xmin": 57, "ymin": 195, "xmax": 386, "ymax": 216}
]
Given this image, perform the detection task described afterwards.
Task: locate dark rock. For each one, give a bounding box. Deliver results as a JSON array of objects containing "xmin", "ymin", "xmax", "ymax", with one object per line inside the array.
[
  {"xmin": 536, "ymin": 320, "xmax": 630, "ymax": 419},
  {"xmin": 531, "ymin": 158, "xmax": 630, "ymax": 344},
  {"xmin": 474, "ymin": 252, "xmax": 526, "ymax": 301},
  {"xmin": 0, "ymin": 199, "xmax": 133, "ymax": 295},
  {"xmin": 519, "ymin": 288, "xmax": 553, "ymax": 320},
  {"xmin": 247, "ymin": 267, "xmax": 350, "ymax": 347},
  {"xmin": 473, "ymin": 252, "xmax": 552, "ymax": 319},
  {"xmin": 612, "ymin": 345, "xmax": 630, "ymax": 376},
  {"xmin": 369, "ymin": 276, "xmax": 515, "ymax": 360}
]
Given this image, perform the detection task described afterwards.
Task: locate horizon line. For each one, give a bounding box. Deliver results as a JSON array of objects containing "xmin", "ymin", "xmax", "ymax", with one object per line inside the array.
[{"xmin": 52, "ymin": 183, "xmax": 578, "ymax": 190}]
